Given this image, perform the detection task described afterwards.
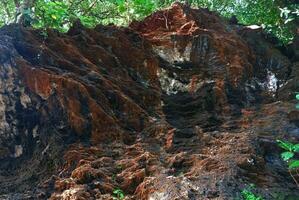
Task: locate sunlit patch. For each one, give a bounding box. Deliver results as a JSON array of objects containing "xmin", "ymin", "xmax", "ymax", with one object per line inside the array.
[
  {"xmin": 266, "ymin": 70, "xmax": 278, "ymax": 94},
  {"xmin": 246, "ymin": 25, "xmax": 261, "ymax": 30}
]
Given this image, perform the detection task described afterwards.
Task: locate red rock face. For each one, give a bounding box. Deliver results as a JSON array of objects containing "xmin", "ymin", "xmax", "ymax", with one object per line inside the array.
[{"xmin": 0, "ymin": 3, "xmax": 298, "ymax": 200}]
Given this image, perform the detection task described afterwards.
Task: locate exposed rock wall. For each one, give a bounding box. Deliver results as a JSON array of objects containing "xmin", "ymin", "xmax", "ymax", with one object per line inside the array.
[{"xmin": 0, "ymin": 3, "xmax": 298, "ymax": 200}]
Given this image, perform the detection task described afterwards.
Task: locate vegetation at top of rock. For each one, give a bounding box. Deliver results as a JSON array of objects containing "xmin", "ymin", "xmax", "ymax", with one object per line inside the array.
[{"xmin": 0, "ymin": 0, "xmax": 298, "ymax": 44}]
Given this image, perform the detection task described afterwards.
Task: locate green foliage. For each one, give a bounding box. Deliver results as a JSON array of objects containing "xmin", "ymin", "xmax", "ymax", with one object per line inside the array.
[
  {"xmin": 233, "ymin": 0, "xmax": 298, "ymax": 44},
  {"xmin": 113, "ymin": 0, "xmax": 156, "ymax": 25},
  {"xmin": 289, "ymin": 160, "xmax": 299, "ymax": 169},
  {"xmin": 281, "ymin": 151, "xmax": 295, "ymax": 161},
  {"xmin": 34, "ymin": 1, "xmax": 69, "ymax": 32},
  {"xmin": 275, "ymin": 93, "xmax": 299, "ymax": 187},
  {"xmin": 277, "ymin": 140, "xmax": 297, "ymax": 152},
  {"xmin": 241, "ymin": 184, "xmax": 264, "ymax": 200},
  {"xmin": 112, "ymin": 188, "xmax": 125, "ymax": 200},
  {"xmin": 277, "ymin": 133, "xmax": 299, "ymax": 171},
  {"xmin": 0, "ymin": 0, "xmax": 297, "ymax": 44},
  {"xmin": 0, "ymin": 0, "xmax": 15, "ymax": 26},
  {"xmin": 277, "ymin": 139, "xmax": 299, "ymax": 169}
]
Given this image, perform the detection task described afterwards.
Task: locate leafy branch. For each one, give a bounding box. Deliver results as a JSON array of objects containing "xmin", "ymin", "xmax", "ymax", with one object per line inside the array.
[{"xmin": 277, "ymin": 139, "xmax": 299, "ymax": 187}]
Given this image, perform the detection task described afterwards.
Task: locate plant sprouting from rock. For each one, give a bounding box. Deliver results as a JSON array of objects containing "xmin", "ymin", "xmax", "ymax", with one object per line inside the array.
[
  {"xmin": 277, "ymin": 139, "xmax": 299, "ymax": 187},
  {"xmin": 112, "ymin": 188, "xmax": 125, "ymax": 200},
  {"xmin": 296, "ymin": 92, "xmax": 299, "ymax": 109},
  {"xmin": 241, "ymin": 184, "xmax": 264, "ymax": 200}
]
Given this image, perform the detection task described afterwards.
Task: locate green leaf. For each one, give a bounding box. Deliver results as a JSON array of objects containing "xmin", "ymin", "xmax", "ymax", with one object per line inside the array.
[
  {"xmin": 281, "ymin": 151, "xmax": 294, "ymax": 161},
  {"xmin": 113, "ymin": 188, "xmax": 125, "ymax": 200},
  {"xmin": 292, "ymin": 144, "xmax": 299, "ymax": 152},
  {"xmin": 119, "ymin": 193, "xmax": 125, "ymax": 199},
  {"xmin": 241, "ymin": 188, "xmax": 264, "ymax": 200},
  {"xmin": 296, "ymin": 94, "xmax": 299, "ymax": 100},
  {"xmin": 113, "ymin": 189, "xmax": 120, "ymax": 194},
  {"xmin": 118, "ymin": 4, "xmax": 126, "ymax": 13},
  {"xmin": 288, "ymin": 160, "xmax": 299, "ymax": 169},
  {"xmin": 277, "ymin": 140, "xmax": 294, "ymax": 151}
]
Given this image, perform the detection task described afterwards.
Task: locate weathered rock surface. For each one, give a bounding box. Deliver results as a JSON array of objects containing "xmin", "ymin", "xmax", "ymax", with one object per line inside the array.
[{"xmin": 0, "ymin": 3, "xmax": 298, "ymax": 200}]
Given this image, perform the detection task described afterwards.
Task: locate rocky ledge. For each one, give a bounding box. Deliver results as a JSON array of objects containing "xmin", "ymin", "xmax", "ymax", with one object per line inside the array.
[{"xmin": 0, "ymin": 3, "xmax": 298, "ymax": 200}]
